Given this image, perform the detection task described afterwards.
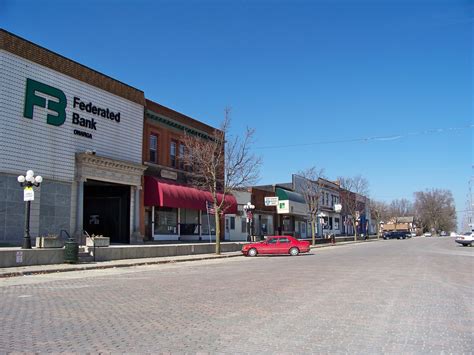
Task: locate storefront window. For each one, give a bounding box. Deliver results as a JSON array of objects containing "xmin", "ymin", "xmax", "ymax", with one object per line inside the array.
[
  {"xmin": 260, "ymin": 216, "xmax": 271, "ymax": 235},
  {"xmin": 201, "ymin": 212, "xmax": 216, "ymax": 235},
  {"xmin": 334, "ymin": 217, "xmax": 340, "ymax": 230},
  {"xmin": 180, "ymin": 208, "xmax": 200, "ymax": 235},
  {"xmin": 154, "ymin": 207, "xmax": 178, "ymax": 235},
  {"xmin": 282, "ymin": 216, "xmax": 292, "ymax": 232}
]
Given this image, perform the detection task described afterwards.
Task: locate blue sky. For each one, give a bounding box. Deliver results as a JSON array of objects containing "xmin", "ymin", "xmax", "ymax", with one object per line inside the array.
[{"xmin": 1, "ymin": 0, "xmax": 472, "ymax": 225}]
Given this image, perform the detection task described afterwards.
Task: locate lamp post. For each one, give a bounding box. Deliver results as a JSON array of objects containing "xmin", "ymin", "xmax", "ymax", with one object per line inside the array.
[
  {"xmin": 243, "ymin": 202, "xmax": 255, "ymax": 242},
  {"xmin": 379, "ymin": 221, "xmax": 384, "ymax": 239},
  {"xmin": 17, "ymin": 170, "xmax": 42, "ymax": 249}
]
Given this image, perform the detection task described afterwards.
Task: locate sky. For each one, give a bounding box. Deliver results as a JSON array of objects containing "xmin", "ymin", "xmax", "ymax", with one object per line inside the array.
[{"xmin": 1, "ymin": 0, "xmax": 472, "ymax": 226}]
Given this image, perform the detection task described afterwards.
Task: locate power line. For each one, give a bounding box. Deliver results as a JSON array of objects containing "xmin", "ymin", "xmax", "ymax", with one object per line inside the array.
[{"xmin": 255, "ymin": 124, "xmax": 473, "ymax": 150}]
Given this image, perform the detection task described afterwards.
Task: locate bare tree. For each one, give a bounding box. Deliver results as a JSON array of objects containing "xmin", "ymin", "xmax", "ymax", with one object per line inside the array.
[
  {"xmin": 294, "ymin": 167, "xmax": 325, "ymax": 246},
  {"xmin": 414, "ymin": 189, "xmax": 456, "ymax": 234},
  {"xmin": 338, "ymin": 175, "xmax": 369, "ymax": 241},
  {"xmin": 182, "ymin": 108, "xmax": 262, "ymax": 254},
  {"xmin": 370, "ymin": 200, "xmax": 390, "ymax": 238}
]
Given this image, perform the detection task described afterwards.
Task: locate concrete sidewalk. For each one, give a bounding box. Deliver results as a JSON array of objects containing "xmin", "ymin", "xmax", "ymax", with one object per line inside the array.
[{"xmin": 0, "ymin": 238, "xmax": 379, "ymax": 278}]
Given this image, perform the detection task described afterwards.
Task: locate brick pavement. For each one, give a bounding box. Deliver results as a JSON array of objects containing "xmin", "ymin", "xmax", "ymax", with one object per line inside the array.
[{"xmin": 0, "ymin": 237, "xmax": 472, "ymax": 353}]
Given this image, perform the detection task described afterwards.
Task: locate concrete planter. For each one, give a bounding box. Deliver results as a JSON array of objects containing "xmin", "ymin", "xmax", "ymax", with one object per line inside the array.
[
  {"xmin": 86, "ymin": 237, "xmax": 110, "ymax": 247},
  {"xmin": 35, "ymin": 237, "xmax": 64, "ymax": 248}
]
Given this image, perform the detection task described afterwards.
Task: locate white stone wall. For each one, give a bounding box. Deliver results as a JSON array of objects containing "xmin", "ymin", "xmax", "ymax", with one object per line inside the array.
[{"xmin": 0, "ymin": 50, "xmax": 144, "ymax": 182}]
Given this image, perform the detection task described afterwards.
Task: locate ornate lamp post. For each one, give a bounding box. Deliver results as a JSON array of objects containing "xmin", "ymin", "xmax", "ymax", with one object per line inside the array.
[
  {"xmin": 379, "ymin": 221, "xmax": 384, "ymax": 239},
  {"xmin": 17, "ymin": 170, "xmax": 42, "ymax": 249},
  {"xmin": 243, "ymin": 202, "xmax": 255, "ymax": 242}
]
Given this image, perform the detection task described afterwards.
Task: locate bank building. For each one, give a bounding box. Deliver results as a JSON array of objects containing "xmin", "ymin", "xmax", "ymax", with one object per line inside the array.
[{"xmin": 0, "ymin": 29, "xmax": 233, "ymax": 246}]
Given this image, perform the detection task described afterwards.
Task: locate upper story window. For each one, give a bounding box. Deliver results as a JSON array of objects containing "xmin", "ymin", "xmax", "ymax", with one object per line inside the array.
[
  {"xmin": 149, "ymin": 134, "xmax": 158, "ymax": 163},
  {"xmin": 170, "ymin": 141, "xmax": 177, "ymax": 168},
  {"xmin": 179, "ymin": 143, "xmax": 185, "ymax": 170}
]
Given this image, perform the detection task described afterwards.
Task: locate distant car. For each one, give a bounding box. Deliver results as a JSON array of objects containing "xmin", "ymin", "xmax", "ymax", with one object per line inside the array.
[
  {"xmin": 383, "ymin": 231, "xmax": 410, "ymax": 240},
  {"xmin": 440, "ymin": 231, "xmax": 447, "ymax": 236},
  {"xmin": 450, "ymin": 232, "xmax": 459, "ymax": 237},
  {"xmin": 455, "ymin": 232, "xmax": 474, "ymax": 247},
  {"xmin": 423, "ymin": 232, "xmax": 432, "ymax": 237},
  {"xmin": 410, "ymin": 232, "xmax": 417, "ymax": 238},
  {"xmin": 242, "ymin": 236, "xmax": 311, "ymax": 256}
]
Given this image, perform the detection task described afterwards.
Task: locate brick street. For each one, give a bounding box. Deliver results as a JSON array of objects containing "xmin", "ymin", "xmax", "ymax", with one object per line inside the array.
[{"xmin": 0, "ymin": 238, "xmax": 472, "ymax": 353}]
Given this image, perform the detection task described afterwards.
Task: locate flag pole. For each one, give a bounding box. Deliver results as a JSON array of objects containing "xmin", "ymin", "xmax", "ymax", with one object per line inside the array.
[{"xmin": 207, "ymin": 201, "xmax": 212, "ymax": 243}]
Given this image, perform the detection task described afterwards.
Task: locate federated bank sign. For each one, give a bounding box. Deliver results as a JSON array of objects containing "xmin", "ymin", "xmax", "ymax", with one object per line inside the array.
[{"xmin": 23, "ymin": 78, "xmax": 121, "ymax": 140}]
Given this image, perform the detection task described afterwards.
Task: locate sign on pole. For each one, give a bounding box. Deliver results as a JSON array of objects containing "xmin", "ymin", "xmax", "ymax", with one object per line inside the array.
[{"xmin": 23, "ymin": 187, "xmax": 34, "ymax": 201}]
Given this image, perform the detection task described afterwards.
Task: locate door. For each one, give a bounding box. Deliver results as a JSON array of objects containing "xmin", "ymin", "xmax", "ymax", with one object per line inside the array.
[
  {"xmin": 84, "ymin": 182, "xmax": 130, "ymax": 244},
  {"xmin": 259, "ymin": 237, "xmax": 279, "ymax": 254},
  {"xmin": 277, "ymin": 237, "xmax": 291, "ymax": 254},
  {"xmin": 225, "ymin": 215, "xmax": 236, "ymax": 240}
]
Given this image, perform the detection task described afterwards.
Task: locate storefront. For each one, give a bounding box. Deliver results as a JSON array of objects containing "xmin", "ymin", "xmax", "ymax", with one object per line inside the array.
[
  {"xmin": 144, "ymin": 177, "xmax": 237, "ymax": 241},
  {"xmin": 0, "ymin": 30, "xmax": 146, "ymax": 245},
  {"xmin": 275, "ymin": 188, "xmax": 308, "ymax": 238}
]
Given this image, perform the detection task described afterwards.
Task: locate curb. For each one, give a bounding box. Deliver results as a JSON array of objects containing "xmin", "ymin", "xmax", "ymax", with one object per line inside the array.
[
  {"xmin": 0, "ymin": 253, "xmax": 242, "ymax": 279},
  {"xmin": 0, "ymin": 239, "xmax": 381, "ymax": 279}
]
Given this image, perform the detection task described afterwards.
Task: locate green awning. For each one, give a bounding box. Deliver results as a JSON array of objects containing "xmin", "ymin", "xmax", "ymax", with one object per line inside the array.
[{"xmin": 276, "ymin": 188, "xmax": 306, "ymax": 204}]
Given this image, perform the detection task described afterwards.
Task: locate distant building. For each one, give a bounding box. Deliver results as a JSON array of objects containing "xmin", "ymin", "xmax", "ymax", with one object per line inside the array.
[{"xmin": 383, "ymin": 216, "xmax": 415, "ymax": 233}]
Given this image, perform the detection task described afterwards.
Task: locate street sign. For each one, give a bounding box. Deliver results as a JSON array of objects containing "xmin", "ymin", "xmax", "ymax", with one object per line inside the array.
[
  {"xmin": 264, "ymin": 196, "xmax": 278, "ymax": 206},
  {"xmin": 23, "ymin": 187, "xmax": 34, "ymax": 201}
]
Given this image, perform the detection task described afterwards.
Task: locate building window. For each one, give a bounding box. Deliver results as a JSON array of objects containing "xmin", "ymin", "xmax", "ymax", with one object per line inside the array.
[
  {"xmin": 241, "ymin": 218, "xmax": 247, "ymax": 233},
  {"xmin": 179, "ymin": 143, "xmax": 185, "ymax": 170},
  {"xmin": 154, "ymin": 207, "xmax": 178, "ymax": 235},
  {"xmin": 202, "ymin": 211, "xmax": 216, "ymax": 235},
  {"xmin": 149, "ymin": 134, "xmax": 158, "ymax": 163},
  {"xmin": 179, "ymin": 208, "xmax": 200, "ymax": 235},
  {"xmin": 170, "ymin": 141, "xmax": 177, "ymax": 168}
]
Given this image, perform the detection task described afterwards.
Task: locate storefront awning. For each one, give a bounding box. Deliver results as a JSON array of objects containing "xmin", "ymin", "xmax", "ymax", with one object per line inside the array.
[
  {"xmin": 144, "ymin": 176, "xmax": 237, "ymax": 213},
  {"xmin": 275, "ymin": 187, "xmax": 308, "ymax": 216}
]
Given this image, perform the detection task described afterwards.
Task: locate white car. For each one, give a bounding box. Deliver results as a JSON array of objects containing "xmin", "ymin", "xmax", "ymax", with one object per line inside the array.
[
  {"xmin": 423, "ymin": 232, "xmax": 432, "ymax": 237},
  {"xmin": 455, "ymin": 232, "xmax": 474, "ymax": 247}
]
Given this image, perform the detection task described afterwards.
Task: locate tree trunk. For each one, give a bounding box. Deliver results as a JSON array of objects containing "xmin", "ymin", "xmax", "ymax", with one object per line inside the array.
[
  {"xmin": 353, "ymin": 221, "xmax": 357, "ymax": 241},
  {"xmin": 214, "ymin": 209, "xmax": 221, "ymax": 255},
  {"xmin": 311, "ymin": 219, "xmax": 316, "ymax": 246}
]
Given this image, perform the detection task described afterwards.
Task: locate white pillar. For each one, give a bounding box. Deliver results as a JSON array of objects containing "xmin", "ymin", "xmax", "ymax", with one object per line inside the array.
[
  {"xmin": 130, "ymin": 186, "xmax": 143, "ymax": 244},
  {"xmin": 75, "ymin": 179, "xmax": 84, "ymax": 239}
]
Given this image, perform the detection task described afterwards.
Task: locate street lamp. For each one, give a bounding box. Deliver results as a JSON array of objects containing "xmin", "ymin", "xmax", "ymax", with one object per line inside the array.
[
  {"xmin": 17, "ymin": 170, "xmax": 42, "ymax": 249},
  {"xmin": 243, "ymin": 202, "xmax": 255, "ymax": 242},
  {"xmin": 379, "ymin": 221, "xmax": 384, "ymax": 239}
]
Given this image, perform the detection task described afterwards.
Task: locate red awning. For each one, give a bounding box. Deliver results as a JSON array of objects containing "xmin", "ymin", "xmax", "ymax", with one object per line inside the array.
[{"xmin": 144, "ymin": 176, "xmax": 237, "ymax": 213}]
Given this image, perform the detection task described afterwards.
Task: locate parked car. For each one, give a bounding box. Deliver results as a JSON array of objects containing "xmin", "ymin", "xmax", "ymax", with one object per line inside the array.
[
  {"xmin": 242, "ymin": 236, "xmax": 311, "ymax": 256},
  {"xmin": 440, "ymin": 231, "xmax": 447, "ymax": 236},
  {"xmin": 423, "ymin": 232, "xmax": 432, "ymax": 237},
  {"xmin": 410, "ymin": 232, "xmax": 417, "ymax": 238},
  {"xmin": 383, "ymin": 231, "xmax": 411, "ymax": 240},
  {"xmin": 455, "ymin": 232, "xmax": 474, "ymax": 247}
]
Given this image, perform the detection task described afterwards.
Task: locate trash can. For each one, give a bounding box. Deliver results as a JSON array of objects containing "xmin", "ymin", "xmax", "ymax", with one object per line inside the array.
[{"xmin": 64, "ymin": 238, "xmax": 79, "ymax": 263}]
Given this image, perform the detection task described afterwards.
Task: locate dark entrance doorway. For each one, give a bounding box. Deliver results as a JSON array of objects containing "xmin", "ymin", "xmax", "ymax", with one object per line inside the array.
[{"xmin": 84, "ymin": 180, "xmax": 130, "ymax": 244}]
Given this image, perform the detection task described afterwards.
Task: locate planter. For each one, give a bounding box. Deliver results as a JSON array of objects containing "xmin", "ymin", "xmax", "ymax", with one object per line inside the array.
[
  {"xmin": 86, "ymin": 236, "xmax": 110, "ymax": 247},
  {"xmin": 35, "ymin": 237, "xmax": 64, "ymax": 248}
]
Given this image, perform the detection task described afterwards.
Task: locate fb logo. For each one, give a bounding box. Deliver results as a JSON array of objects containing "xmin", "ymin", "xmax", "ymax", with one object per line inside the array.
[{"xmin": 23, "ymin": 78, "xmax": 67, "ymax": 126}]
